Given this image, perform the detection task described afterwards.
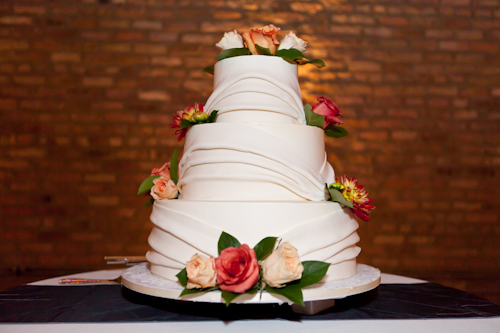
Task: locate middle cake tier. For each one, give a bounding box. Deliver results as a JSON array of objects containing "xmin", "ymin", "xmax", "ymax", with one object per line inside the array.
[{"xmin": 177, "ymin": 122, "xmax": 336, "ymax": 201}]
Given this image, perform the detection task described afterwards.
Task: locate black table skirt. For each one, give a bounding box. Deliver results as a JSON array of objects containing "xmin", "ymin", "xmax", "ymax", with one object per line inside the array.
[{"xmin": 1, "ymin": 283, "xmax": 500, "ymax": 322}]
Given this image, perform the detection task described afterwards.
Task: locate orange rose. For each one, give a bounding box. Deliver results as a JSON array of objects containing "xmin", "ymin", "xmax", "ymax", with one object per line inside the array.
[
  {"xmin": 242, "ymin": 24, "xmax": 281, "ymax": 55},
  {"xmin": 215, "ymin": 244, "xmax": 260, "ymax": 293},
  {"xmin": 150, "ymin": 162, "xmax": 170, "ymax": 178}
]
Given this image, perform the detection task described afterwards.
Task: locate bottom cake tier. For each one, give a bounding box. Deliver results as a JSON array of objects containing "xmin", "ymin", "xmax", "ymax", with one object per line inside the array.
[{"xmin": 146, "ymin": 200, "xmax": 361, "ymax": 282}]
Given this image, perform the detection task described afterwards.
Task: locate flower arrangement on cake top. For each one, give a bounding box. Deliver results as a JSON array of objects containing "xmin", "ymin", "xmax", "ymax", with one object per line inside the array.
[
  {"xmin": 176, "ymin": 231, "xmax": 330, "ymax": 306},
  {"xmin": 203, "ymin": 24, "xmax": 325, "ymax": 74}
]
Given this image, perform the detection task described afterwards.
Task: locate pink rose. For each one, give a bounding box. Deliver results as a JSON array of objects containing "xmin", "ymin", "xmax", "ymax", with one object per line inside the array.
[
  {"xmin": 311, "ymin": 96, "xmax": 344, "ymax": 129},
  {"xmin": 242, "ymin": 24, "xmax": 280, "ymax": 55},
  {"xmin": 262, "ymin": 242, "xmax": 304, "ymax": 288},
  {"xmin": 215, "ymin": 244, "xmax": 260, "ymax": 293},
  {"xmin": 150, "ymin": 162, "xmax": 170, "ymax": 178},
  {"xmin": 186, "ymin": 254, "xmax": 217, "ymax": 289},
  {"xmin": 150, "ymin": 176, "xmax": 178, "ymax": 200}
]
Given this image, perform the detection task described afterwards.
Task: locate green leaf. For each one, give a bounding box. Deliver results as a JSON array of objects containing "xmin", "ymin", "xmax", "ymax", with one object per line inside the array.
[
  {"xmin": 170, "ymin": 148, "xmax": 179, "ymax": 185},
  {"xmin": 137, "ymin": 175, "xmax": 160, "ymax": 195},
  {"xmin": 176, "ymin": 268, "xmax": 188, "ymax": 287},
  {"xmin": 296, "ymin": 261, "xmax": 330, "ymax": 288},
  {"xmin": 255, "ymin": 44, "xmax": 272, "ymax": 56},
  {"xmin": 275, "ymin": 48, "xmax": 307, "ymax": 62},
  {"xmin": 203, "ymin": 65, "xmax": 214, "ymax": 75},
  {"xmin": 180, "ymin": 120, "xmax": 194, "ymax": 129},
  {"xmin": 308, "ymin": 59, "xmax": 326, "ymax": 68},
  {"xmin": 303, "ymin": 102, "xmax": 325, "ymax": 128},
  {"xmin": 325, "ymin": 126, "xmax": 348, "ymax": 138},
  {"xmin": 265, "ymin": 285, "xmax": 304, "ymax": 306},
  {"xmin": 208, "ymin": 110, "xmax": 218, "ymax": 123},
  {"xmin": 327, "ymin": 185, "xmax": 354, "ymax": 208},
  {"xmin": 179, "ymin": 288, "xmax": 206, "ymax": 297},
  {"xmin": 214, "ymin": 48, "xmax": 250, "ymax": 61},
  {"xmin": 218, "ymin": 232, "xmax": 241, "ymax": 255},
  {"xmin": 253, "ymin": 237, "xmax": 277, "ymax": 261},
  {"xmin": 221, "ymin": 290, "xmax": 241, "ymax": 307},
  {"xmin": 143, "ymin": 198, "xmax": 154, "ymax": 208}
]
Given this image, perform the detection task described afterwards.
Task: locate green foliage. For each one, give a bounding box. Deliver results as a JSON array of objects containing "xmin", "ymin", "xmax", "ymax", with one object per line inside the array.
[
  {"xmin": 143, "ymin": 198, "xmax": 154, "ymax": 208},
  {"xmin": 137, "ymin": 175, "xmax": 160, "ymax": 195},
  {"xmin": 170, "ymin": 148, "xmax": 179, "ymax": 185},
  {"xmin": 217, "ymin": 232, "xmax": 241, "ymax": 255},
  {"xmin": 304, "ymin": 103, "xmax": 325, "ymax": 128},
  {"xmin": 255, "ymin": 44, "xmax": 272, "ymax": 56},
  {"xmin": 221, "ymin": 290, "xmax": 241, "ymax": 306},
  {"xmin": 327, "ymin": 184, "xmax": 354, "ymax": 208},
  {"xmin": 176, "ymin": 268, "xmax": 188, "ymax": 287},
  {"xmin": 253, "ymin": 237, "xmax": 277, "ymax": 261},
  {"xmin": 203, "ymin": 65, "xmax": 215, "ymax": 75},
  {"xmin": 325, "ymin": 126, "xmax": 348, "ymax": 138},
  {"xmin": 264, "ymin": 260, "xmax": 330, "ymax": 306},
  {"xmin": 208, "ymin": 110, "xmax": 218, "ymax": 123},
  {"xmin": 214, "ymin": 48, "xmax": 250, "ymax": 61},
  {"xmin": 180, "ymin": 120, "xmax": 194, "ymax": 129}
]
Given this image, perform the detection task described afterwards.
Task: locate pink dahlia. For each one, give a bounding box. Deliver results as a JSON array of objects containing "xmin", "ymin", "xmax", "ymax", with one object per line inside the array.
[
  {"xmin": 336, "ymin": 175, "xmax": 374, "ymax": 222},
  {"xmin": 170, "ymin": 103, "xmax": 204, "ymax": 141}
]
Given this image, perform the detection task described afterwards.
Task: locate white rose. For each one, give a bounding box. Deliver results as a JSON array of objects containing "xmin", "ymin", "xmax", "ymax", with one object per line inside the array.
[
  {"xmin": 215, "ymin": 30, "xmax": 244, "ymax": 50},
  {"xmin": 277, "ymin": 31, "xmax": 307, "ymax": 54},
  {"xmin": 186, "ymin": 254, "xmax": 217, "ymax": 289},
  {"xmin": 150, "ymin": 177, "xmax": 178, "ymax": 200},
  {"xmin": 262, "ymin": 242, "xmax": 304, "ymax": 288}
]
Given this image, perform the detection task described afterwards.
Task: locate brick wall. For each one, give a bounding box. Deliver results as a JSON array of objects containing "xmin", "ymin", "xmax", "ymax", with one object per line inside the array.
[{"xmin": 1, "ymin": 0, "xmax": 499, "ymax": 303}]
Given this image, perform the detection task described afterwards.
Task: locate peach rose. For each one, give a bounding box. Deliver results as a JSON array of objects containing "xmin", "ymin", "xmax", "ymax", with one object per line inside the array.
[
  {"xmin": 150, "ymin": 162, "xmax": 170, "ymax": 178},
  {"xmin": 150, "ymin": 176, "xmax": 178, "ymax": 200},
  {"xmin": 311, "ymin": 96, "xmax": 344, "ymax": 129},
  {"xmin": 262, "ymin": 242, "xmax": 304, "ymax": 288},
  {"xmin": 242, "ymin": 24, "xmax": 280, "ymax": 55},
  {"xmin": 278, "ymin": 31, "xmax": 307, "ymax": 54},
  {"xmin": 215, "ymin": 244, "xmax": 260, "ymax": 293},
  {"xmin": 186, "ymin": 253, "xmax": 217, "ymax": 289}
]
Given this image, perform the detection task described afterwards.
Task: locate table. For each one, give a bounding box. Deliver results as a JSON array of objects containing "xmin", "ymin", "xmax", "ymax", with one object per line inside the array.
[{"xmin": 1, "ymin": 268, "xmax": 500, "ymax": 332}]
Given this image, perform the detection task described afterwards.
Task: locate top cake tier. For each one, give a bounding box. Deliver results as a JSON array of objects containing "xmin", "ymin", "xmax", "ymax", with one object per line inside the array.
[{"xmin": 204, "ymin": 55, "xmax": 306, "ymax": 124}]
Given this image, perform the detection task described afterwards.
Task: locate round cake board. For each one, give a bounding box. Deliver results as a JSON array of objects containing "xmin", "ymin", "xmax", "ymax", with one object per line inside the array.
[{"xmin": 121, "ymin": 263, "xmax": 380, "ymax": 314}]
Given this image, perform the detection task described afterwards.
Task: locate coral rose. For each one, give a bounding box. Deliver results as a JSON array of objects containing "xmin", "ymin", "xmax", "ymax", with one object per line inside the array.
[
  {"xmin": 215, "ymin": 30, "xmax": 244, "ymax": 50},
  {"xmin": 150, "ymin": 176, "xmax": 178, "ymax": 200},
  {"xmin": 186, "ymin": 254, "xmax": 217, "ymax": 289},
  {"xmin": 278, "ymin": 31, "xmax": 307, "ymax": 54},
  {"xmin": 150, "ymin": 161, "xmax": 170, "ymax": 178},
  {"xmin": 311, "ymin": 96, "xmax": 344, "ymax": 129},
  {"xmin": 242, "ymin": 24, "xmax": 280, "ymax": 55},
  {"xmin": 215, "ymin": 244, "xmax": 260, "ymax": 293},
  {"xmin": 262, "ymin": 242, "xmax": 304, "ymax": 288}
]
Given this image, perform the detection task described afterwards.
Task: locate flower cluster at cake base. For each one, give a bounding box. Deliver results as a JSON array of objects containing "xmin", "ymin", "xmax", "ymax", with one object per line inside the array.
[
  {"xmin": 137, "ymin": 148, "xmax": 180, "ymax": 207},
  {"xmin": 170, "ymin": 103, "xmax": 218, "ymax": 141},
  {"xmin": 176, "ymin": 232, "xmax": 329, "ymax": 306},
  {"xmin": 327, "ymin": 176, "xmax": 375, "ymax": 222}
]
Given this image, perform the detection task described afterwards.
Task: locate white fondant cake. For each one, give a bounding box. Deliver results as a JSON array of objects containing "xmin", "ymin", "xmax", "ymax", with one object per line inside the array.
[{"xmin": 146, "ymin": 55, "xmax": 361, "ymax": 282}]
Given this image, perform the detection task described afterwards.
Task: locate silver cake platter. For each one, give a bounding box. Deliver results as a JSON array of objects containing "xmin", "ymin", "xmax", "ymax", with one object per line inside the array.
[{"xmin": 121, "ymin": 262, "xmax": 381, "ymax": 315}]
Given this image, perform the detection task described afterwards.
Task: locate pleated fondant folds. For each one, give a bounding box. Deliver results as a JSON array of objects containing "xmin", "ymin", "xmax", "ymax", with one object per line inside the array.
[
  {"xmin": 147, "ymin": 201, "xmax": 360, "ymax": 281},
  {"xmin": 204, "ymin": 55, "xmax": 305, "ymax": 124},
  {"xmin": 177, "ymin": 123, "xmax": 335, "ymax": 201}
]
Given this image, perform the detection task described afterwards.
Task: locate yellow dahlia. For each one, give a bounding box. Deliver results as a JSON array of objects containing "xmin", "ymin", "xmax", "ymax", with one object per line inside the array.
[{"xmin": 335, "ymin": 175, "xmax": 374, "ymax": 221}]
